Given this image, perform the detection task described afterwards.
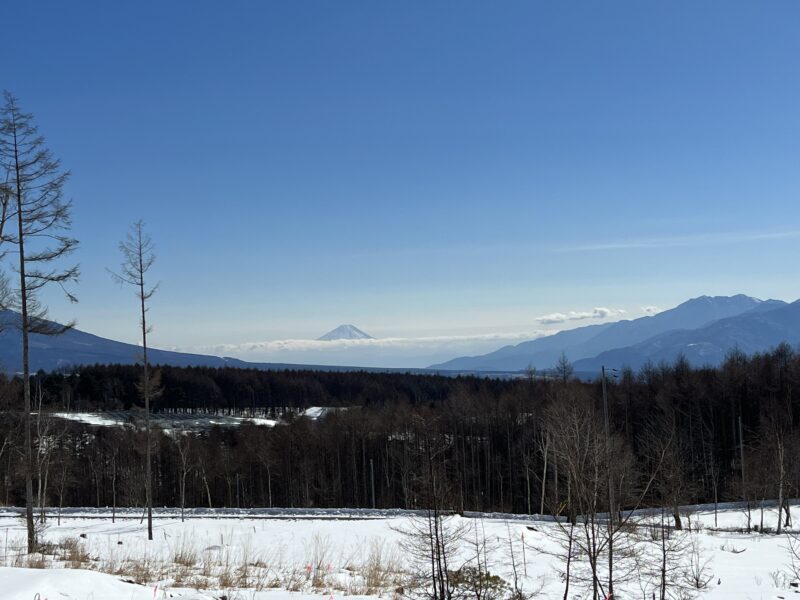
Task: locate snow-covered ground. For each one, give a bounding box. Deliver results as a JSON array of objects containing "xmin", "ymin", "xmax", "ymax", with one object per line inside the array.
[
  {"xmin": 49, "ymin": 407, "xmax": 349, "ymax": 430},
  {"xmin": 52, "ymin": 411, "xmax": 279, "ymax": 429},
  {"xmin": 0, "ymin": 505, "xmax": 796, "ymax": 600}
]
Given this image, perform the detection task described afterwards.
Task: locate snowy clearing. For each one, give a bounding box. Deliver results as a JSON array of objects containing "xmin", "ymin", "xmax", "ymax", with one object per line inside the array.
[
  {"xmin": 0, "ymin": 505, "xmax": 796, "ymax": 599},
  {"xmin": 51, "ymin": 411, "xmax": 279, "ymax": 430}
]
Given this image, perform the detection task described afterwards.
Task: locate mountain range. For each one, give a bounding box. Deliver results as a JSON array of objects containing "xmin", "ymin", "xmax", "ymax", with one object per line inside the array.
[
  {"xmin": 2, "ymin": 295, "xmax": 799, "ymax": 375},
  {"xmin": 430, "ymin": 294, "xmax": 798, "ymax": 374}
]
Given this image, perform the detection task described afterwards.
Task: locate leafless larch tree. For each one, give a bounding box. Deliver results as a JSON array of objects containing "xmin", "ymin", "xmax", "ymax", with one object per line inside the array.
[
  {"xmin": 110, "ymin": 220, "xmax": 159, "ymax": 540},
  {"xmin": 0, "ymin": 91, "xmax": 79, "ymax": 552}
]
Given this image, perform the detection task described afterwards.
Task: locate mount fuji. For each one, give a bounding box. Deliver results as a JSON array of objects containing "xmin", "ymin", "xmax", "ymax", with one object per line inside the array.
[{"xmin": 317, "ymin": 324, "xmax": 374, "ymax": 341}]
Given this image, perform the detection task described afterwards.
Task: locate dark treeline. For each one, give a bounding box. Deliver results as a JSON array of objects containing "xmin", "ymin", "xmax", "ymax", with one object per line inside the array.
[
  {"xmin": 0, "ymin": 364, "xmax": 477, "ymax": 414},
  {"xmin": 0, "ymin": 345, "xmax": 798, "ymax": 526}
]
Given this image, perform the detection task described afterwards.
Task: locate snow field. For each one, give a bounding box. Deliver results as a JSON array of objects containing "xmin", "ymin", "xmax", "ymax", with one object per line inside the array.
[{"xmin": 0, "ymin": 506, "xmax": 796, "ymax": 599}]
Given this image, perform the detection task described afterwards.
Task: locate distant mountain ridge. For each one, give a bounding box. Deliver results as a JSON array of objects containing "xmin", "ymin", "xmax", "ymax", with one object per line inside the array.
[
  {"xmin": 430, "ymin": 295, "xmax": 792, "ymax": 373},
  {"xmin": 573, "ymin": 299, "xmax": 800, "ymax": 372},
  {"xmin": 0, "ymin": 310, "xmax": 243, "ymax": 372},
  {"xmin": 0, "ymin": 312, "xmax": 404, "ymax": 374}
]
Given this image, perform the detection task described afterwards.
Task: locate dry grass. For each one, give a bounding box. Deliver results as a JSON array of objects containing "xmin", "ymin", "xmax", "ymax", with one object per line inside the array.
[
  {"xmin": 171, "ymin": 561, "xmax": 193, "ymax": 586},
  {"xmin": 186, "ymin": 574, "xmax": 211, "ymax": 590},
  {"xmin": 284, "ymin": 566, "xmax": 306, "ymax": 592},
  {"xmin": 12, "ymin": 551, "xmax": 48, "ymax": 569},
  {"xmin": 200, "ymin": 546, "xmax": 219, "ymax": 577},
  {"xmin": 5, "ymin": 527, "xmax": 408, "ymax": 597},
  {"xmin": 123, "ymin": 554, "xmax": 168, "ymax": 584},
  {"xmin": 217, "ymin": 565, "xmax": 237, "ymax": 589},
  {"xmin": 363, "ymin": 539, "xmax": 403, "ymax": 593},
  {"xmin": 172, "ymin": 534, "xmax": 199, "ymax": 567},
  {"xmin": 308, "ymin": 533, "xmax": 333, "ymax": 589},
  {"xmin": 58, "ymin": 536, "xmax": 90, "ymax": 568}
]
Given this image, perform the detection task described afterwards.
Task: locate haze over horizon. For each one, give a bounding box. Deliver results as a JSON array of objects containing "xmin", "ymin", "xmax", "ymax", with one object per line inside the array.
[
  {"xmin": 3, "ymin": 1, "xmax": 800, "ymax": 366},
  {"xmin": 154, "ymin": 294, "xmax": 800, "ymax": 368}
]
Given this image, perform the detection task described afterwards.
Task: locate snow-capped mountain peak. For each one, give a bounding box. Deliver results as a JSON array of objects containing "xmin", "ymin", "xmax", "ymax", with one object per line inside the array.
[{"xmin": 317, "ymin": 324, "xmax": 374, "ymax": 341}]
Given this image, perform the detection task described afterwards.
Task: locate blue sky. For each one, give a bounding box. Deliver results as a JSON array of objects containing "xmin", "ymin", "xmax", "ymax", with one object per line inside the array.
[{"xmin": 3, "ymin": 1, "xmax": 800, "ymax": 367}]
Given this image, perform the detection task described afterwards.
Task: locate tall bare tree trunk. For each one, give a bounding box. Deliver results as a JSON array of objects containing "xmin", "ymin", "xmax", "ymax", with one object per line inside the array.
[
  {"xmin": 2, "ymin": 92, "xmax": 80, "ymax": 553},
  {"xmin": 562, "ymin": 521, "xmax": 573, "ymax": 600},
  {"xmin": 776, "ymin": 434, "xmax": 785, "ymax": 534},
  {"xmin": 13, "ymin": 133, "xmax": 35, "ymax": 553},
  {"xmin": 540, "ymin": 433, "xmax": 549, "ymax": 515},
  {"xmin": 19, "ymin": 257, "xmax": 34, "ymax": 550},
  {"xmin": 141, "ymin": 269, "xmax": 152, "ymax": 540},
  {"xmin": 112, "ymin": 221, "xmax": 158, "ymax": 540}
]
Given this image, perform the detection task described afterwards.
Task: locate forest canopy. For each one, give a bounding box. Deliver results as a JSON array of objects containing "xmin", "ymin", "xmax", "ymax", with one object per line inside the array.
[{"xmin": 0, "ymin": 345, "xmax": 797, "ymax": 523}]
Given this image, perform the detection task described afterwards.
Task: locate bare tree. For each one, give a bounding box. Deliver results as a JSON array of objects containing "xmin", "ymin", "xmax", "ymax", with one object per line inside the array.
[
  {"xmin": 0, "ymin": 175, "xmax": 11, "ymax": 311},
  {"xmin": 174, "ymin": 428, "xmax": 194, "ymax": 522},
  {"xmin": 542, "ymin": 384, "xmax": 668, "ymax": 600},
  {"xmin": 639, "ymin": 410, "xmax": 693, "ymax": 530},
  {"xmin": 760, "ymin": 383, "xmax": 795, "ymax": 534},
  {"xmin": 53, "ymin": 444, "xmax": 73, "ymax": 527},
  {"xmin": 543, "ymin": 389, "xmax": 610, "ymax": 598},
  {"xmin": 99, "ymin": 431, "xmax": 121, "ymax": 523},
  {"xmin": 631, "ymin": 508, "xmax": 711, "ymax": 600},
  {"xmin": 538, "ymin": 429, "xmax": 550, "ymax": 515},
  {"xmin": 0, "ymin": 176, "xmax": 10, "ymax": 238},
  {"xmin": 395, "ymin": 415, "xmax": 466, "ymax": 600},
  {"xmin": 33, "ymin": 379, "xmax": 59, "ymax": 522},
  {"xmin": 241, "ymin": 424, "xmax": 275, "ymax": 508},
  {"xmin": 458, "ymin": 519, "xmax": 504, "ymax": 600},
  {"xmin": 397, "ymin": 512, "xmax": 469, "ymax": 600},
  {"xmin": 0, "ymin": 91, "xmax": 79, "ymax": 552},
  {"xmin": 554, "ymin": 352, "xmax": 573, "ymax": 386},
  {"xmin": 110, "ymin": 220, "xmax": 158, "ymax": 540}
]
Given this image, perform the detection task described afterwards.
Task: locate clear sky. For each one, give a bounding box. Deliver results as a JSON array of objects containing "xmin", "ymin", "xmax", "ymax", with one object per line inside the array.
[{"xmin": 3, "ymin": 1, "xmax": 800, "ymax": 367}]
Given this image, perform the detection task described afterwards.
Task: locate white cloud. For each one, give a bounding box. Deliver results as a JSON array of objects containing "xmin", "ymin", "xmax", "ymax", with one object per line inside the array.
[
  {"xmin": 174, "ymin": 329, "xmax": 559, "ymax": 369},
  {"xmin": 180, "ymin": 330, "xmax": 551, "ymax": 357},
  {"xmin": 557, "ymin": 230, "xmax": 800, "ymax": 253},
  {"xmin": 641, "ymin": 305, "xmax": 663, "ymax": 315},
  {"xmin": 176, "ymin": 308, "xmax": 630, "ymax": 368},
  {"xmin": 535, "ymin": 307, "xmax": 626, "ymax": 325}
]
